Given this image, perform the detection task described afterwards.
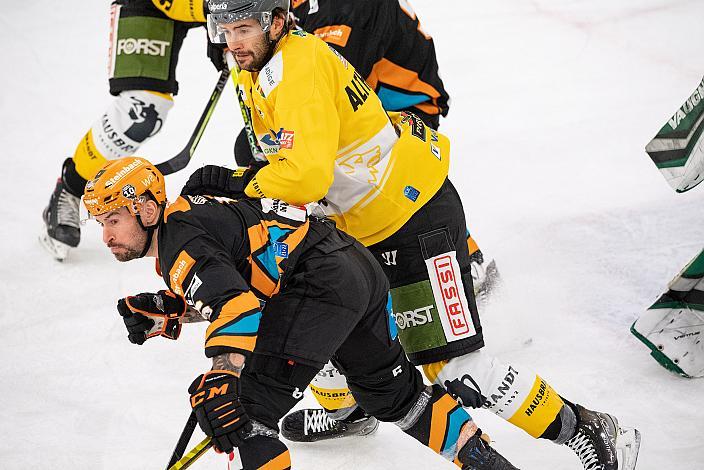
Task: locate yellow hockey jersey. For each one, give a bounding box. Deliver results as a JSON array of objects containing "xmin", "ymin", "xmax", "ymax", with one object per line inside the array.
[{"xmin": 241, "ymin": 30, "xmax": 450, "ymax": 246}]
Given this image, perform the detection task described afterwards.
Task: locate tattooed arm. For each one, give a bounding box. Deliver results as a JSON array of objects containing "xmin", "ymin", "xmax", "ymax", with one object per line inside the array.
[
  {"xmin": 180, "ymin": 306, "xmax": 207, "ymax": 323},
  {"xmin": 212, "ymin": 352, "xmax": 245, "ymax": 375}
]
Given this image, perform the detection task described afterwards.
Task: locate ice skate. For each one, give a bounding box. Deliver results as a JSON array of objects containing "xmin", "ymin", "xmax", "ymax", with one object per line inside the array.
[
  {"xmin": 458, "ymin": 431, "xmax": 519, "ymax": 470},
  {"xmin": 40, "ymin": 178, "xmax": 81, "ymax": 261},
  {"xmin": 280, "ymin": 408, "xmax": 379, "ymax": 442},
  {"xmin": 471, "ymin": 251, "xmax": 500, "ymax": 301},
  {"xmin": 566, "ymin": 405, "xmax": 640, "ymax": 470}
]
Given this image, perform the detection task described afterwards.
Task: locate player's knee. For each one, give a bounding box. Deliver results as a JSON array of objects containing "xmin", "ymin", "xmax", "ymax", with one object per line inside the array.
[
  {"xmin": 345, "ymin": 349, "xmax": 424, "ymax": 422},
  {"xmin": 74, "ymin": 90, "xmax": 173, "ymax": 179},
  {"xmin": 239, "ymin": 354, "xmax": 320, "ymax": 430}
]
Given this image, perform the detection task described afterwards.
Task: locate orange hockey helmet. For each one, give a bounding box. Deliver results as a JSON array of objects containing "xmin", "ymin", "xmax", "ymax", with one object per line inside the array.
[{"xmin": 83, "ymin": 157, "xmax": 166, "ymax": 217}]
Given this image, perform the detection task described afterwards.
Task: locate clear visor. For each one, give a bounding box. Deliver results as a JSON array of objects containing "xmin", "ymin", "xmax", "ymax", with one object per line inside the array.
[{"xmin": 207, "ymin": 11, "xmax": 272, "ymax": 44}]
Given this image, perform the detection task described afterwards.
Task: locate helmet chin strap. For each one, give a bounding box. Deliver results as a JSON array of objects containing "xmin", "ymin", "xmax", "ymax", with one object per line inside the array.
[{"xmin": 135, "ymin": 207, "xmax": 164, "ymax": 259}]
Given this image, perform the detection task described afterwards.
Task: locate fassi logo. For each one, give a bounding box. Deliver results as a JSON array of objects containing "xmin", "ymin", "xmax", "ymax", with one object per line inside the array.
[{"xmin": 434, "ymin": 255, "xmax": 469, "ymax": 335}]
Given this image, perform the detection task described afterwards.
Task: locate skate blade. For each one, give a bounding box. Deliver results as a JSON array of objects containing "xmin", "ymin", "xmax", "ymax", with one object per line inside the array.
[
  {"xmin": 39, "ymin": 232, "xmax": 70, "ymax": 261},
  {"xmin": 356, "ymin": 417, "xmax": 379, "ymax": 437},
  {"xmin": 616, "ymin": 427, "xmax": 641, "ymax": 470}
]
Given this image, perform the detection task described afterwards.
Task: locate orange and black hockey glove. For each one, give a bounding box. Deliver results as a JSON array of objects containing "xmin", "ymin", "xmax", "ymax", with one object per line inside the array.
[
  {"xmin": 189, "ymin": 370, "xmax": 253, "ymax": 453},
  {"xmin": 180, "ymin": 165, "xmax": 255, "ymax": 199},
  {"xmin": 116, "ymin": 290, "xmax": 186, "ymax": 345}
]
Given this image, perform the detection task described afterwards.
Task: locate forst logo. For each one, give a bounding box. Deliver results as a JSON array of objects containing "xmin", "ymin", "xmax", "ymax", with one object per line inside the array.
[
  {"xmin": 394, "ymin": 305, "xmax": 434, "ymax": 330},
  {"xmin": 117, "ymin": 38, "xmax": 170, "ymax": 57},
  {"xmin": 434, "ymin": 255, "xmax": 469, "ymax": 335}
]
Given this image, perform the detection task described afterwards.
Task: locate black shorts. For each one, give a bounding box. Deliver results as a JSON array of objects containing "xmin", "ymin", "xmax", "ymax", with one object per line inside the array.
[
  {"xmin": 108, "ymin": 0, "xmax": 201, "ymax": 95},
  {"xmin": 367, "ymin": 179, "xmax": 484, "ymax": 365},
  {"xmin": 239, "ymin": 236, "xmax": 424, "ymax": 429}
]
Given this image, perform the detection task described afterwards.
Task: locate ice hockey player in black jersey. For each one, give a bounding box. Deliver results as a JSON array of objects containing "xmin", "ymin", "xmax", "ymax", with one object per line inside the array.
[
  {"xmin": 291, "ymin": 0, "xmax": 449, "ymax": 129},
  {"xmin": 82, "ymin": 156, "xmax": 518, "ymax": 470},
  {"xmin": 191, "ymin": 2, "xmax": 641, "ymax": 469}
]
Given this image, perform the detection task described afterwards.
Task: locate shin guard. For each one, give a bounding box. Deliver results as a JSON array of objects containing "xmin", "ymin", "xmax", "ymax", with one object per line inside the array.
[
  {"xmin": 427, "ymin": 351, "xmax": 566, "ymax": 440},
  {"xmin": 309, "ymin": 361, "xmax": 359, "ymax": 420},
  {"xmin": 396, "ymin": 384, "xmax": 476, "ymax": 463},
  {"xmin": 73, "ymin": 90, "xmax": 173, "ymax": 179}
]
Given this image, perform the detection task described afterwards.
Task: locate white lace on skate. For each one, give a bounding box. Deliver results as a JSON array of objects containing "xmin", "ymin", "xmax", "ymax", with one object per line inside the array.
[
  {"xmin": 567, "ymin": 431, "xmax": 602, "ymax": 470},
  {"xmin": 56, "ymin": 190, "xmax": 80, "ymax": 229},
  {"xmin": 303, "ymin": 409, "xmax": 338, "ymax": 435}
]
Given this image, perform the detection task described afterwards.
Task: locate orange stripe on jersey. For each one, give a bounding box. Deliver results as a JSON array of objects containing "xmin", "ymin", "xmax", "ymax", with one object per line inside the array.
[
  {"xmin": 367, "ymin": 58, "xmax": 441, "ymax": 102},
  {"xmin": 205, "ymin": 334, "xmax": 258, "ymax": 354},
  {"xmin": 219, "ymin": 292, "xmax": 261, "ymax": 319},
  {"xmin": 291, "ymin": 0, "xmax": 307, "ymax": 8},
  {"xmin": 169, "ymin": 250, "xmax": 195, "ymax": 296},
  {"xmin": 206, "ymin": 296, "xmax": 259, "ymax": 337},
  {"xmin": 428, "ymin": 393, "xmax": 457, "ymax": 453},
  {"xmin": 250, "ymin": 260, "xmax": 280, "ymax": 297},
  {"xmin": 260, "ymin": 450, "xmax": 292, "ymax": 470},
  {"xmin": 414, "ymin": 100, "xmax": 441, "ymax": 115},
  {"xmin": 163, "ymin": 196, "xmax": 192, "ymax": 222}
]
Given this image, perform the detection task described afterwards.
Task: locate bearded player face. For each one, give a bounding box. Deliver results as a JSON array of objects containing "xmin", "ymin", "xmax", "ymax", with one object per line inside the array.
[
  {"xmin": 221, "ymin": 15, "xmax": 286, "ymax": 72},
  {"xmin": 95, "ymin": 207, "xmax": 149, "ymax": 262}
]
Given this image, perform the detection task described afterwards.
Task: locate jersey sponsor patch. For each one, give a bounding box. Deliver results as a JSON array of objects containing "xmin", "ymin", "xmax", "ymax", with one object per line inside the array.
[
  {"xmin": 314, "ymin": 25, "xmax": 352, "ymax": 48},
  {"xmin": 425, "ymin": 251, "xmax": 476, "ymax": 341},
  {"xmin": 185, "ymin": 273, "xmax": 203, "ymax": 307},
  {"xmin": 261, "ymin": 198, "xmax": 307, "ymax": 222},
  {"xmin": 111, "ymin": 16, "xmax": 174, "ymax": 81},
  {"xmin": 404, "ymin": 185, "xmax": 420, "ymax": 202},
  {"xmin": 169, "ymin": 251, "xmax": 196, "ymax": 296},
  {"xmin": 389, "ymin": 280, "xmax": 447, "ymax": 354},
  {"xmin": 259, "ymin": 52, "xmax": 283, "ymax": 97},
  {"xmin": 278, "ymin": 129, "xmax": 295, "ymax": 149}
]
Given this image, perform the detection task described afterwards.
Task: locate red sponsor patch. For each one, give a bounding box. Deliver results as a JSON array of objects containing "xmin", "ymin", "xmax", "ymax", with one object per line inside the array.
[
  {"xmin": 278, "ymin": 129, "xmax": 295, "ymax": 149},
  {"xmin": 433, "ymin": 255, "xmax": 469, "ymax": 335}
]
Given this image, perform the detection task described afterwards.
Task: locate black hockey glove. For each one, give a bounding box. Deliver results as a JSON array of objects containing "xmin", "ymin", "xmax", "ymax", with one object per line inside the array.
[
  {"xmin": 116, "ymin": 290, "xmax": 186, "ymax": 345},
  {"xmin": 180, "ymin": 165, "xmax": 256, "ymax": 199},
  {"xmin": 189, "ymin": 371, "xmax": 253, "ymax": 453}
]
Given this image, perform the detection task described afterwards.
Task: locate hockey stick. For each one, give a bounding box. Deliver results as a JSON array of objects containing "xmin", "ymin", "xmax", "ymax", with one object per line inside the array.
[
  {"xmin": 155, "ymin": 68, "xmax": 230, "ymax": 176},
  {"xmin": 225, "ymin": 52, "xmax": 265, "ymax": 161},
  {"xmin": 168, "ymin": 437, "xmax": 213, "ymax": 470},
  {"xmin": 165, "ymin": 411, "xmax": 199, "ymax": 469}
]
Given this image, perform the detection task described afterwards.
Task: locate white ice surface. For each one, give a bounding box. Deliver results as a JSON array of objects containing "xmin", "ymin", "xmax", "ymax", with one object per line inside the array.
[{"xmin": 1, "ymin": 1, "xmax": 703, "ymax": 469}]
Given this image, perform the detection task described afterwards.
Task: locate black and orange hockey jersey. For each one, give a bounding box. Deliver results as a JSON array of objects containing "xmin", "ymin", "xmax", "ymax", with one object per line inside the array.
[
  {"xmin": 156, "ymin": 195, "xmax": 352, "ymax": 358},
  {"xmin": 292, "ymin": 0, "xmax": 450, "ymax": 125}
]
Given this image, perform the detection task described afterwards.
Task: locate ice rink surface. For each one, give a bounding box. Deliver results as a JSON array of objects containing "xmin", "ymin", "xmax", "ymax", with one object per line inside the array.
[{"xmin": 1, "ymin": 0, "xmax": 703, "ymax": 468}]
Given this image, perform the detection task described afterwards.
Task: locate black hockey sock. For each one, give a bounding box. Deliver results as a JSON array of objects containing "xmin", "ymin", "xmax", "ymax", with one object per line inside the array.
[
  {"xmin": 539, "ymin": 397, "xmax": 578, "ymax": 444},
  {"xmin": 236, "ymin": 435, "xmax": 290, "ymax": 469},
  {"xmin": 62, "ymin": 158, "xmax": 88, "ymax": 198}
]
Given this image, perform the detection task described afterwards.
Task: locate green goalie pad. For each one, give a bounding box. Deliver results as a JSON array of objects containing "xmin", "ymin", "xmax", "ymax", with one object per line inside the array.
[
  {"xmin": 631, "ymin": 247, "xmax": 704, "ymax": 378},
  {"xmin": 645, "ymin": 76, "xmax": 704, "ymax": 193}
]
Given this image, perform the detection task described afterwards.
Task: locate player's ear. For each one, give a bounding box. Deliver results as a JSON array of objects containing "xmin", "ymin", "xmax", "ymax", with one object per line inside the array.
[{"xmin": 141, "ymin": 199, "xmax": 160, "ymax": 226}]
